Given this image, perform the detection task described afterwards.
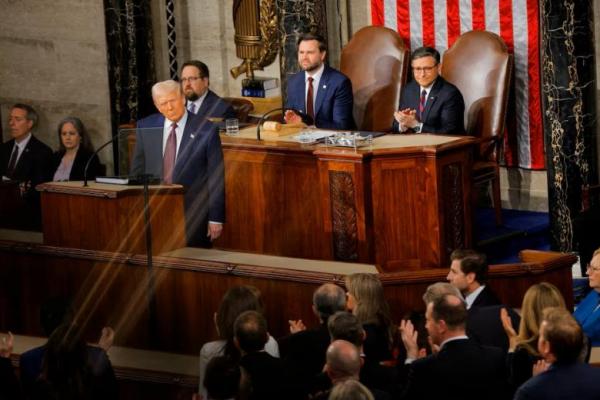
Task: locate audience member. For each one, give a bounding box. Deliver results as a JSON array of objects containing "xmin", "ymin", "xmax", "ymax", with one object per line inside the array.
[
  {"xmin": 393, "ymin": 46, "xmax": 465, "ymax": 134},
  {"xmin": 202, "ymin": 356, "xmax": 244, "ymax": 400},
  {"xmin": 51, "ymin": 117, "xmax": 103, "ymax": 181},
  {"xmin": 446, "ymin": 249, "xmax": 500, "ymax": 309},
  {"xmin": 198, "ymin": 285, "xmax": 278, "ymax": 398},
  {"xmin": 514, "ymin": 307, "xmax": 600, "ymax": 400},
  {"xmin": 312, "ymin": 340, "xmax": 367, "ymax": 400},
  {"xmin": 328, "ymin": 379, "xmax": 374, "ymax": 400},
  {"xmin": 278, "ymin": 283, "xmax": 346, "ymax": 396},
  {"xmin": 574, "ymin": 246, "xmax": 600, "ymax": 345},
  {"xmin": 500, "ymin": 282, "xmax": 567, "ymax": 392},
  {"xmin": 400, "ymin": 294, "xmax": 507, "ymax": 400},
  {"xmin": 235, "ymin": 310, "xmax": 292, "ymax": 400},
  {"xmin": 131, "ymin": 79, "xmax": 225, "ymax": 247},
  {"xmin": 0, "ymin": 332, "xmax": 22, "ymax": 400},
  {"xmin": 345, "ymin": 273, "xmax": 395, "ymax": 362},
  {"xmin": 285, "ymin": 33, "xmax": 355, "ymax": 130},
  {"xmin": 180, "ymin": 60, "xmax": 235, "ymax": 120}
]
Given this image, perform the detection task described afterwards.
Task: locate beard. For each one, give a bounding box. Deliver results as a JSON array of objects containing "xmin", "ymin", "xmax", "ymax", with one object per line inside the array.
[
  {"xmin": 185, "ymin": 89, "xmax": 199, "ymax": 102},
  {"xmin": 301, "ymin": 60, "xmax": 322, "ymax": 73}
]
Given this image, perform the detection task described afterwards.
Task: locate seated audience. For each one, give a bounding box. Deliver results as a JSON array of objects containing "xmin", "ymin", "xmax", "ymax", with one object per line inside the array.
[
  {"xmin": 514, "ymin": 307, "xmax": 600, "ymax": 400},
  {"xmin": 393, "ymin": 47, "xmax": 465, "ymax": 134},
  {"xmin": 51, "ymin": 117, "xmax": 103, "ymax": 181},
  {"xmin": 574, "ymin": 247, "xmax": 600, "ymax": 345},
  {"xmin": 446, "ymin": 249, "xmax": 500, "ymax": 309},
  {"xmin": 328, "ymin": 379, "xmax": 375, "ymax": 400},
  {"xmin": 345, "ymin": 273, "xmax": 395, "ymax": 362},
  {"xmin": 500, "ymin": 282, "xmax": 567, "ymax": 393},
  {"xmin": 198, "ymin": 285, "xmax": 278, "ymax": 398},
  {"xmin": 234, "ymin": 310, "xmax": 292, "ymax": 400},
  {"xmin": 0, "ymin": 332, "xmax": 22, "ymax": 400},
  {"xmin": 400, "ymin": 294, "xmax": 507, "ymax": 400},
  {"xmin": 278, "ymin": 283, "xmax": 346, "ymax": 396}
]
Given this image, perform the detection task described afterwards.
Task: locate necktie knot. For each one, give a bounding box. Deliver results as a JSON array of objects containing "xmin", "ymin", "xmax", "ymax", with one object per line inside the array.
[{"xmin": 188, "ymin": 102, "xmax": 196, "ymax": 114}]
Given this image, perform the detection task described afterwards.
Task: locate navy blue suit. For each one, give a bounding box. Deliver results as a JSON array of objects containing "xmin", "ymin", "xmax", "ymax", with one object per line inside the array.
[
  {"xmin": 190, "ymin": 90, "xmax": 235, "ymax": 120},
  {"xmin": 394, "ymin": 77, "xmax": 465, "ymax": 134},
  {"xmin": 131, "ymin": 111, "xmax": 225, "ymax": 246},
  {"xmin": 285, "ymin": 65, "xmax": 355, "ymax": 130},
  {"xmin": 514, "ymin": 362, "xmax": 600, "ymax": 400}
]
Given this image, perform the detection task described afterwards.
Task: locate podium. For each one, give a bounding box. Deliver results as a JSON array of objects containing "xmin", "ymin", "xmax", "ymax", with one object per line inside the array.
[{"xmin": 37, "ymin": 181, "xmax": 186, "ymax": 254}]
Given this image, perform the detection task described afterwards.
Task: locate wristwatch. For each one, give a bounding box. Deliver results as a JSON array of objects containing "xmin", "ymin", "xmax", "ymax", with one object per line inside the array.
[{"xmin": 413, "ymin": 123, "xmax": 423, "ymax": 133}]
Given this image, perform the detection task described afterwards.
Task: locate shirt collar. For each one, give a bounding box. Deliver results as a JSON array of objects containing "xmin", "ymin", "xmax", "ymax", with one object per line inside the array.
[
  {"xmin": 440, "ymin": 335, "xmax": 469, "ymax": 349},
  {"xmin": 305, "ymin": 63, "xmax": 325, "ymax": 82},
  {"xmin": 165, "ymin": 110, "xmax": 188, "ymax": 129},
  {"xmin": 15, "ymin": 132, "xmax": 32, "ymax": 149},
  {"xmin": 188, "ymin": 90, "xmax": 209, "ymax": 112},
  {"xmin": 465, "ymin": 285, "xmax": 485, "ymax": 310},
  {"xmin": 420, "ymin": 79, "xmax": 437, "ymax": 95}
]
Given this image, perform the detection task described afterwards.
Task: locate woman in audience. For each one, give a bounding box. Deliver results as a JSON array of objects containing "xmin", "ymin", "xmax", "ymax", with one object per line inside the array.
[
  {"xmin": 51, "ymin": 117, "xmax": 102, "ymax": 181},
  {"xmin": 198, "ymin": 285, "xmax": 278, "ymax": 398},
  {"xmin": 574, "ymin": 247, "xmax": 600, "ymax": 345},
  {"xmin": 328, "ymin": 379, "xmax": 374, "ymax": 400},
  {"xmin": 500, "ymin": 282, "xmax": 566, "ymax": 392},
  {"xmin": 345, "ymin": 273, "xmax": 395, "ymax": 362}
]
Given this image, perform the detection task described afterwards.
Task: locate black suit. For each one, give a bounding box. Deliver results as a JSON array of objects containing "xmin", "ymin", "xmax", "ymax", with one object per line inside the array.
[
  {"xmin": 394, "ymin": 77, "xmax": 465, "ymax": 134},
  {"xmin": 401, "ymin": 338, "xmax": 507, "ymax": 400},
  {"xmin": 189, "ymin": 90, "xmax": 235, "ymax": 120},
  {"xmin": 470, "ymin": 285, "xmax": 502, "ymax": 309},
  {"xmin": 467, "ymin": 305, "xmax": 520, "ymax": 352},
  {"xmin": 240, "ymin": 351, "xmax": 297, "ymax": 400},
  {"xmin": 50, "ymin": 148, "xmax": 103, "ymax": 181},
  {"xmin": 514, "ymin": 362, "xmax": 600, "ymax": 400}
]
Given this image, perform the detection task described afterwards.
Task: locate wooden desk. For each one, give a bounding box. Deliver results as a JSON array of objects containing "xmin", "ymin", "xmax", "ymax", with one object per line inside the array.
[{"xmin": 216, "ymin": 131, "xmax": 476, "ymax": 271}]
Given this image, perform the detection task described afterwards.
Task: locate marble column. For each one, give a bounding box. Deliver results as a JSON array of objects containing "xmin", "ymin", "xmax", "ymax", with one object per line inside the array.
[
  {"xmin": 103, "ymin": 0, "xmax": 156, "ymax": 173},
  {"xmin": 276, "ymin": 0, "xmax": 328, "ymax": 102},
  {"xmin": 540, "ymin": 0, "xmax": 597, "ymax": 253}
]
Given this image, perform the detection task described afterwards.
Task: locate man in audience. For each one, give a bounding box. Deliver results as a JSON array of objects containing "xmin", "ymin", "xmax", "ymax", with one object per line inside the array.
[
  {"xmin": 200, "ymin": 356, "xmax": 244, "ymax": 400},
  {"xmin": 446, "ymin": 249, "xmax": 500, "ymax": 309},
  {"xmin": 234, "ymin": 310, "xmax": 295, "ymax": 400},
  {"xmin": 180, "ymin": 60, "xmax": 235, "ymax": 120},
  {"xmin": 285, "ymin": 33, "xmax": 355, "ymax": 130},
  {"xmin": 0, "ymin": 332, "xmax": 22, "ymax": 399},
  {"xmin": 0, "ymin": 103, "xmax": 53, "ymax": 229},
  {"xmin": 278, "ymin": 283, "xmax": 346, "ymax": 395},
  {"xmin": 400, "ymin": 293, "xmax": 507, "ymax": 400},
  {"xmin": 574, "ymin": 247, "xmax": 600, "ymax": 345},
  {"xmin": 393, "ymin": 47, "xmax": 464, "ymax": 134},
  {"xmin": 131, "ymin": 79, "xmax": 225, "ymax": 246},
  {"xmin": 514, "ymin": 307, "xmax": 600, "ymax": 399}
]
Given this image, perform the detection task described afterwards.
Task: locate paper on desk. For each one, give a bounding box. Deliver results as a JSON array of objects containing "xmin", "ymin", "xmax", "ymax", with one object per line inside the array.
[{"xmin": 293, "ymin": 130, "xmax": 336, "ymax": 144}]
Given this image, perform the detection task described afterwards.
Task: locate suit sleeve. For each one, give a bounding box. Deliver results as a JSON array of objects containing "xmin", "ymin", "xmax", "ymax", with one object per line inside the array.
[
  {"xmin": 422, "ymin": 87, "xmax": 465, "ymax": 134},
  {"xmin": 329, "ymin": 77, "xmax": 355, "ymax": 130},
  {"xmin": 130, "ymin": 125, "xmax": 146, "ymax": 176},
  {"xmin": 206, "ymin": 126, "xmax": 225, "ymax": 223}
]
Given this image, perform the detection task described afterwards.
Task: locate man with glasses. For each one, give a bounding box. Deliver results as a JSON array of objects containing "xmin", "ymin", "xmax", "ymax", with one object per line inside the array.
[
  {"xmin": 574, "ymin": 247, "xmax": 600, "ymax": 345},
  {"xmin": 180, "ymin": 60, "xmax": 235, "ymax": 121},
  {"xmin": 393, "ymin": 47, "xmax": 465, "ymax": 134}
]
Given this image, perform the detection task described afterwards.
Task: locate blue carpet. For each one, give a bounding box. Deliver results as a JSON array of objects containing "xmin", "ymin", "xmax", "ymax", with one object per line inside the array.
[{"xmin": 474, "ymin": 208, "xmax": 551, "ymax": 264}]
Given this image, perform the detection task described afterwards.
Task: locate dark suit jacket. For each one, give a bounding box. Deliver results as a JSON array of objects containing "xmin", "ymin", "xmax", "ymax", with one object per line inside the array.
[
  {"xmin": 401, "ymin": 338, "xmax": 507, "ymax": 400},
  {"xmin": 0, "ymin": 135, "xmax": 52, "ymax": 186},
  {"xmin": 130, "ymin": 112, "xmax": 225, "ymax": 246},
  {"xmin": 51, "ymin": 148, "xmax": 103, "ymax": 181},
  {"xmin": 0, "ymin": 357, "xmax": 22, "ymax": 400},
  {"xmin": 514, "ymin": 362, "xmax": 600, "ymax": 400},
  {"xmin": 191, "ymin": 90, "xmax": 236, "ymax": 120},
  {"xmin": 240, "ymin": 351, "xmax": 296, "ymax": 400},
  {"xmin": 471, "ymin": 285, "xmax": 502, "ymax": 309},
  {"xmin": 467, "ymin": 305, "xmax": 520, "ymax": 352},
  {"xmin": 394, "ymin": 77, "xmax": 465, "ymax": 134},
  {"xmin": 285, "ymin": 65, "xmax": 355, "ymax": 130}
]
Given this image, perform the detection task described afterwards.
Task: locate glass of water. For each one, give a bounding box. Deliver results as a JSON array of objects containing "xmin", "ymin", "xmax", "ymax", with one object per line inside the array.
[{"xmin": 225, "ymin": 118, "xmax": 239, "ymax": 136}]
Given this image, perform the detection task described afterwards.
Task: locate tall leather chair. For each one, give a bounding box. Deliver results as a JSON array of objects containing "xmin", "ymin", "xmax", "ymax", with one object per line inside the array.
[
  {"xmin": 441, "ymin": 31, "xmax": 512, "ymax": 225},
  {"xmin": 223, "ymin": 97, "xmax": 254, "ymax": 122},
  {"xmin": 340, "ymin": 26, "xmax": 409, "ymax": 132}
]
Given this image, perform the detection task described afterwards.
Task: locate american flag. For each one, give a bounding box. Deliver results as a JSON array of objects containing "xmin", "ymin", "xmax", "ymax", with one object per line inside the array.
[{"xmin": 371, "ymin": 0, "xmax": 544, "ymax": 169}]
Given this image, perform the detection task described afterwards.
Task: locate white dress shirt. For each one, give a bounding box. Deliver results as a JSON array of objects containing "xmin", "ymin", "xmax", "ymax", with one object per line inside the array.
[
  {"xmin": 464, "ymin": 285, "xmax": 486, "ymax": 310},
  {"xmin": 304, "ymin": 63, "xmax": 325, "ymax": 113},
  {"xmin": 161, "ymin": 111, "xmax": 189, "ymax": 160}
]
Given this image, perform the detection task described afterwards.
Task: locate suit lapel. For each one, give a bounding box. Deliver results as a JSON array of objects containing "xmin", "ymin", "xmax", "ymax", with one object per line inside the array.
[
  {"xmin": 196, "ymin": 91, "xmax": 214, "ymax": 119},
  {"xmin": 421, "ymin": 78, "xmax": 443, "ymax": 123},
  {"xmin": 314, "ymin": 66, "xmax": 329, "ymax": 118},
  {"xmin": 14, "ymin": 137, "xmax": 35, "ymax": 177}
]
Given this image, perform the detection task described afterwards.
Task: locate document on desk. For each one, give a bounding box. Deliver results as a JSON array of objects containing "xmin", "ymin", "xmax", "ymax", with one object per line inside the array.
[{"xmin": 293, "ymin": 130, "xmax": 336, "ymax": 144}]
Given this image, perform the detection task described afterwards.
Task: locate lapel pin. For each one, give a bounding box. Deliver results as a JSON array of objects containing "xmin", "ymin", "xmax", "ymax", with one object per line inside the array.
[
  {"xmin": 322, "ymin": 85, "xmax": 327, "ymax": 89},
  {"xmin": 190, "ymin": 134, "xmax": 195, "ymax": 139}
]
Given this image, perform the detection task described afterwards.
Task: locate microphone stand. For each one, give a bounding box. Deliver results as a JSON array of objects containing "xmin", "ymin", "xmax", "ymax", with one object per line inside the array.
[
  {"xmin": 256, "ymin": 107, "xmax": 314, "ymax": 141},
  {"xmin": 83, "ymin": 128, "xmax": 130, "ymax": 187}
]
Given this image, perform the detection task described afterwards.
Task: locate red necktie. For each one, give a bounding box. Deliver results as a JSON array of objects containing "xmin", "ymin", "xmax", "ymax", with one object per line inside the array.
[
  {"xmin": 306, "ymin": 77, "xmax": 315, "ymax": 121},
  {"xmin": 418, "ymin": 89, "xmax": 427, "ymax": 119},
  {"xmin": 163, "ymin": 123, "xmax": 177, "ymax": 184}
]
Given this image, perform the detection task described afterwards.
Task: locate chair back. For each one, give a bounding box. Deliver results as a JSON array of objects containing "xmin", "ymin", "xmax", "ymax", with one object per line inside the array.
[
  {"xmin": 441, "ymin": 31, "xmax": 512, "ymax": 161},
  {"xmin": 223, "ymin": 97, "xmax": 254, "ymax": 122},
  {"xmin": 340, "ymin": 26, "xmax": 409, "ymax": 132}
]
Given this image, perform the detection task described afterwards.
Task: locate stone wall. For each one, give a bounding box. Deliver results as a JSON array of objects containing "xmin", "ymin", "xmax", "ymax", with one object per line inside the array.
[{"xmin": 0, "ymin": 0, "xmax": 112, "ymax": 169}]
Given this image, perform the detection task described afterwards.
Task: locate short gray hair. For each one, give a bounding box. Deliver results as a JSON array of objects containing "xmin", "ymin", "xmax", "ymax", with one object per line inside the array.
[
  {"xmin": 312, "ymin": 283, "xmax": 346, "ymax": 322},
  {"xmin": 151, "ymin": 80, "xmax": 182, "ymax": 100},
  {"xmin": 422, "ymin": 282, "xmax": 463, "ymax": 305}
]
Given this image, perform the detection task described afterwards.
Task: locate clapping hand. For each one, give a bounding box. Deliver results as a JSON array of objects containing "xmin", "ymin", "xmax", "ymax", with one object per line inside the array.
[
  {"xmin": 289, "ymin": 319, "xmax": 306, "ymax": 334},
  {"xmin": 399, "ymin": 319, "xmax": 420, "ymax": 360},
  {"xmin": 500, "ymin": 308, "xmax": 518, "ymax": 351},
  {"xmin": 0, "ymin": 332, "xmax": 14, "ymax": 358}
]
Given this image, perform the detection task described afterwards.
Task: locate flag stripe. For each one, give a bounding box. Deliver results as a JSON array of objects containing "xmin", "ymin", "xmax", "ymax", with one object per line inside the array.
[
  {"xmin": 434, "ymin": 0, "xmax": 448, "ymax": 51},
  {"xmin": 422, "ymin": 0, "xmax": 436, "ymax": 47},
  {"xmin": 485, "ymin": 0, "xmax": 500, "ymax": 34},
  {"xmin": 371, "ymin": 0, "xmax": 384, "ymax": 25},
  {"xmin": 384, "ymin": 0, "xmax": 398, "ymax": 28},
  {"xmin": 409, "ymin": 0, "xmax": 423, "ymax": 50},
  {"xmin": 526, "ymin": 0, "xmax": 543, "ymax": 169},
  {"xmin": 471, "ymin": 0, "xmax": 486, "ymax": 31},
  {"xmin": 460, "ymin": 0, "xmax": 472, "ymax": 32},
  {"xmin": 446, "ymin": 0, "xmax": 461, "ymax": 48},
  {"xmin": 397, "ymin": 0, "xmax": 411, "ymax": 48}
]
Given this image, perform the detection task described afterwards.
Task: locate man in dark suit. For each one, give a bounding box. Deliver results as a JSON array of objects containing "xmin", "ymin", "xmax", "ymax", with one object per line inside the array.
[
  {"xmin": 1, "ymin": 103, "xmax": 53, "ymax": 229},
  {"xmin": 285, "ymin": 33, "xmax": 355, "ymax": 130},
  {"xmin": 393, "ymin": 47, "xmax": 465, "ymax": 134},
  {"xmin": 180, "ymin": 60, "xmax": 235, "ymax": 121},
  {"xmin": 130, "ymin": 80, "xmax": 225, "ymax": 247},
  {"xmin": 400, "ymin": 294, "xmax": 507, "ymax": 400},
  {"xmin": 514, "ymin": 307, "xmax": 600, "ymax": 399},
  {"xmin": 446, "ymin": 249, "xmax": 501, "ymax": 310}
]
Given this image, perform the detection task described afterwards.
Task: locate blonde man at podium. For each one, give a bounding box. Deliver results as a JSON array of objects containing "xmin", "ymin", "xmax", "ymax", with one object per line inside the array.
[{"xmin": 131, "ymin": 80, "xmax": 225, "ymax": 247}]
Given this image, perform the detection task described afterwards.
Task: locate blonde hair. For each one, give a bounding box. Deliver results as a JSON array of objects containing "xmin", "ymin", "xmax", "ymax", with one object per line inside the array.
[
  {"xmin": 516, "ymin": 282, "xmax": 566, "ymax": 356},
  {"xmin": 329, "ymin": 380, "xmax": 374, "ymax": 400},
  {"xmin": 345, "ymin": 273, "xmax": 395, "ymax": 347},
  {"xmin": 151, "ymin": 79, "xmax": 182, "ymax": 100}
]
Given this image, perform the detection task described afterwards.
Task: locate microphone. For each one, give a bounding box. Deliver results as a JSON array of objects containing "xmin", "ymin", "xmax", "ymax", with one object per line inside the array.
[
  {"xmin": 256, "ymin": 107, "xmax": 314, "ymax": 140},
  {"xmin": 83, "ymin": 126, "xmax": 131, "ymax": 187}
]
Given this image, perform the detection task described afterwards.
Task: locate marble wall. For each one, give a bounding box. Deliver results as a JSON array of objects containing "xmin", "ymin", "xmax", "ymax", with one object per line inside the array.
[{"xmin": 0, "ymin": 0, "xmax": 112, "ymax": 170}]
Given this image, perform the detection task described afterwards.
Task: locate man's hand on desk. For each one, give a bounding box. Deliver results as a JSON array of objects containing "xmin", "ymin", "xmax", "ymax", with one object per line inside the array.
[
  {"xmin": 284, "ymin": 110, "xmax": 303, "ymax": 124},
  {"xmin": 207, "ymin": 222, "xmax": 223, "ymax": 241}
]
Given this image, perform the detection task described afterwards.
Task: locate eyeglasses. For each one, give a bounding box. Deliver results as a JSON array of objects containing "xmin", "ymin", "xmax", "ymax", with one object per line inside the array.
[
  {"xmin": 181, "ymin": 76, "xmax": 203, "ymax": 84},
  {"xmin": 412, "ymin": 65, "xmax": 437, "ymax": 73},
  {"xmin": 587, "ymin": 264, "xmax": 600, "ymax": 273}
]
